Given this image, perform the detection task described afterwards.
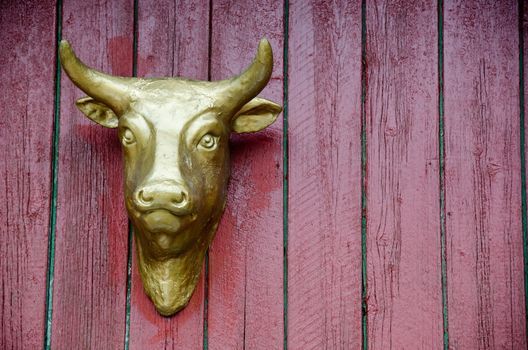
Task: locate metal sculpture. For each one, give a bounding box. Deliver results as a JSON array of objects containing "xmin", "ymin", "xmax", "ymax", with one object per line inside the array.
[{"xmin": 59, "ymin": 38, "xmax": 281, "ymax": 316}]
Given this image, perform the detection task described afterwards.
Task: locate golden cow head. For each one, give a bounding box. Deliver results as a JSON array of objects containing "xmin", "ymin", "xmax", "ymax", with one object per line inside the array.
[{"xmin": 59, "ymin": 39, "xmax": 281, "ymax": 316}]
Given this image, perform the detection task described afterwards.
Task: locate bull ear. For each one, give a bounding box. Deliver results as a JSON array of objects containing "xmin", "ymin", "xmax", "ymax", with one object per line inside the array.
[
  {"xmin": 231, "ymin": 97, "xmax": 282, "ymax": 133},
  {"xmin": 75, "ymin": 96, "xmax": 119, "ymax": 128}
]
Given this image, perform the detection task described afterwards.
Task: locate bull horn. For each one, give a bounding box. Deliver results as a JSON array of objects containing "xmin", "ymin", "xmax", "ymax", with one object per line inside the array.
[
  {"xmin": 59, "ymin": 40, "xmax": 134, "ymax": 115},
  {"xmin": 219, "ymin": 38, "xmax": 274, "ymax": 114}
]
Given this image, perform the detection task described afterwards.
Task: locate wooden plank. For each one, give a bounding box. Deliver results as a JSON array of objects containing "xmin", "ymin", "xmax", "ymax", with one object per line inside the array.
[
  {"xmin": 364, "ymin": 1, "xmax": 443, "ymax": 348},
  {"xmin": 524, "ymin": 0, "xmax": 528, "ymax": 339},
  {"xmin": 51, "ymin": 0, "xmax": 133, "ymax": 348},
  {"xmin": 207, "ymin": 1, "xmax": 284, "ymax": 348},
  {"xmin": 0, "ymin": 1, "xmax": 57, "ymax": 348},
  {"xmin": 444, "ymin": 1, "xmax": 526, "ymax": 348},
  {"xmin": 287, "ymin": 1, "xmax": 362, "ymax": 349},
  {"xmin": 128, "ymin": 1, "xmax": 210, "ymax": 348}
]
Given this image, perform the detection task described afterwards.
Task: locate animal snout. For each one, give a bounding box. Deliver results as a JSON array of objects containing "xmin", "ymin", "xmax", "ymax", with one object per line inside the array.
[{"xmin": 133, "ymin": 180, "xmax": 191, "ymax": 215}]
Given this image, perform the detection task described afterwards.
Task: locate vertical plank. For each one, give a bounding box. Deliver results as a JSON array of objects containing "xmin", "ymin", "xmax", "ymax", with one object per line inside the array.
[
  {"xmin": 0, "ymin": 1, "xmax": 56, "ymax": 348},
  {"xmin": 364, "ymin": 1, "xmax": 443, "ymax": 348},
  {"xmin": 444, "ymin": 1, "xmax": 526, "ymax": 348},
  {"xmin": 522, "ymin": 0, "xmax": 528, "ymax": 339},
  {"xmin": 51, "ymin": 0, "xmax": 133, "ymax": 347},
  {"xmin": 207, "ymin": 1, "xmax": 284, "ymax": 348},
  {"xmin": 128, "ymin": 1, "xmax": 209, "ymax": 348},
  {"xmin": 287, "ymin": 1, "xmax": 362, "ymax": 349}
]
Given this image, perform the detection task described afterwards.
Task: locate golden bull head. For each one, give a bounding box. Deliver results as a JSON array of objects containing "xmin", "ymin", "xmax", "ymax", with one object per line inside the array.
[{"xmin": 59, "ymin": 39, "xmax": 281, "ymax": 316}]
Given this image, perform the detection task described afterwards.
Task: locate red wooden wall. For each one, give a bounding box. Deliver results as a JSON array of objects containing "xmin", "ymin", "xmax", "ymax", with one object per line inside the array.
[{"xmin": 1, "ymin": 1, "xmax": 527, "ymax": 349}]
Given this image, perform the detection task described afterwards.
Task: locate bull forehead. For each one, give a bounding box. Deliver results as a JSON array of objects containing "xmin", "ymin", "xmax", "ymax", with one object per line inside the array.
[
  {"xmin": 124, "ymin": 79, "xmax": 234, "ymax": 133},
  {"xmin": 128, "ymin": 92, "xmax": 221, "ymax": 131}
]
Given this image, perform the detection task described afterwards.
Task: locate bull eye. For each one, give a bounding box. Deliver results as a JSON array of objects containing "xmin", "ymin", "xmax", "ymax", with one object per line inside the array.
[
  {"xmin": 198, "ymin": 133, "xmax": 218, "ymax": 150},
  {"xmin": 121, "ymin": 128, "xmax": 136, "ymax": 146}
]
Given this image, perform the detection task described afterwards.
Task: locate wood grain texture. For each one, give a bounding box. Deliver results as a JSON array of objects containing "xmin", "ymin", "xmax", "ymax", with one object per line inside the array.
[
  {"xmin": 51, "ymin": 0, "xmax": 133, "ymax": 348},
  {"xmin": 207, "ymin": 1, "xmax": 284, "ymax": 349},
  {"xmin": 444, "ymin": 1, "xmax": 526, "ymax": 348},
  {"xmin": 524, "ymin": 1, "xmax": 528, "ymax": 342},
  {"xmin": 0, "ymin": 1, "xmax": 56, "ymax": 348},
  {"xmin": 128, "ymin": 1, "xmax": 209, "ymax": 348},
  {"xmin": 287, "ymin": 1, "xmax": 362, "ymax": 349},
  {"xmin": 364, "ymin": 1, "xmax": 443, "ymax": 349}
]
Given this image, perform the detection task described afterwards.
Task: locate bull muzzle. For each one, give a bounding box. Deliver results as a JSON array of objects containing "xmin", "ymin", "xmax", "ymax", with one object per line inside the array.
[{"xmin": 133, "ymin": 180, "xmax": 191, "ymax": 216}]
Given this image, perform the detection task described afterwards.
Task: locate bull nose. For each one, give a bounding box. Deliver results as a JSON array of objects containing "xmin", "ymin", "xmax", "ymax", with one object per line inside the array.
[
  {"xmin": 133, "ymin": 181, "xmax": 191, "ymax": 214},
  {"xmin": 137, "ymin": 189, "xmax": 154, "ymax": 204}
]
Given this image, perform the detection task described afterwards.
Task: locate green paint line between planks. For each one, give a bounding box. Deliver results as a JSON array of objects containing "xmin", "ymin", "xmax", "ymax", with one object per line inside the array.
[
  {"xmin": 44, "ymin": 0, "xmax": 63, "ymax": 348},
  {"xmin": 360, "ymin": 1, "xmax": 368, "ymax": 349},
  {"xmin": 437, "ymin": 0, "xmax": 449, "ymax": 349},
  {"xmin": 282, "ymin": 1, "xmax": 290, "ymax": 349}
]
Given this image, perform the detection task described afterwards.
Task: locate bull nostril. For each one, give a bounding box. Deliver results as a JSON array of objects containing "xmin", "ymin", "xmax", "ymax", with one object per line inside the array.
[
  {"xmin": 138, "ymin": 190, "xmax": 153, "ymax": 204},
  {"xmin": 171, "ymin": 191, "xmax": 187, "ymax": 205}
]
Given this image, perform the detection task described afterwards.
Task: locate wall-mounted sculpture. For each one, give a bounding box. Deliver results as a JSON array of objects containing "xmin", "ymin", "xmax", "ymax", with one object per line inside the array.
[{"xmin": 59, "ymin": 38, "xmax": 281, "ymax": 316}]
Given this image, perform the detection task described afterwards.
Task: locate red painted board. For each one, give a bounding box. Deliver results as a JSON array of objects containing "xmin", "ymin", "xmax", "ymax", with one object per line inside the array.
[
  {"xmin": 207, "ymin": 1, "xmax": 284, "ymax": 349},
  {"xmin": 524, "ymin": 0, "xmax": 528, "ymax": 339},
  {"xmin": 51, "ymin": 0, "xmax": 133, "ymax": 348},
  {"xmin": 128, "ymin": 1, "xmax": 209, "ymax": 348},
  {"xmin": 0, "ymin": 1, "xmax": 56, "ymax": 348},
  {"xmin": 364, "ymin": 1, "xmax": 443, "ymax": 349},
  {"xmin": 444, "ymin": 1, "xmax": 526, "ymax": 348},
  {"xmin": 287, "ymin": 1, "xmax": 362, "ymax": 349}
]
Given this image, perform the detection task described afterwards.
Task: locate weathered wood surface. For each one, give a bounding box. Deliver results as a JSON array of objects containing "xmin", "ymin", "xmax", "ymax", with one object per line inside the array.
[
  {"xmin": 51, "ymin": 0, "xmax": 133, "ymax": 348},
  {"xmin": 3, "ymin": 1, "xmax": 528, "ymax": 349},
  {"xmin": 364, "ymin": 1, "xmax": 443, "ymax": 349},
  {"xmin": 523, "ymin": 2, "xmax": 528, "ymax": 344},
  {"xmin": 444, "ymin": 1, "xmax": 526, "ymax": 348},
  {"xmin": 0, "ymin": 1, "xmax": 56, "ymax": 349},
  {"xmin": 207, "ymin": 1, "xmax": 284, "ymax": 349},
  {"xmin": 128, "ymin": 1, "xmax": 210, "ymax": 348},
  {"xmin": 287, "ymin": 1, "xmax": 363, "ymax": 349}
]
